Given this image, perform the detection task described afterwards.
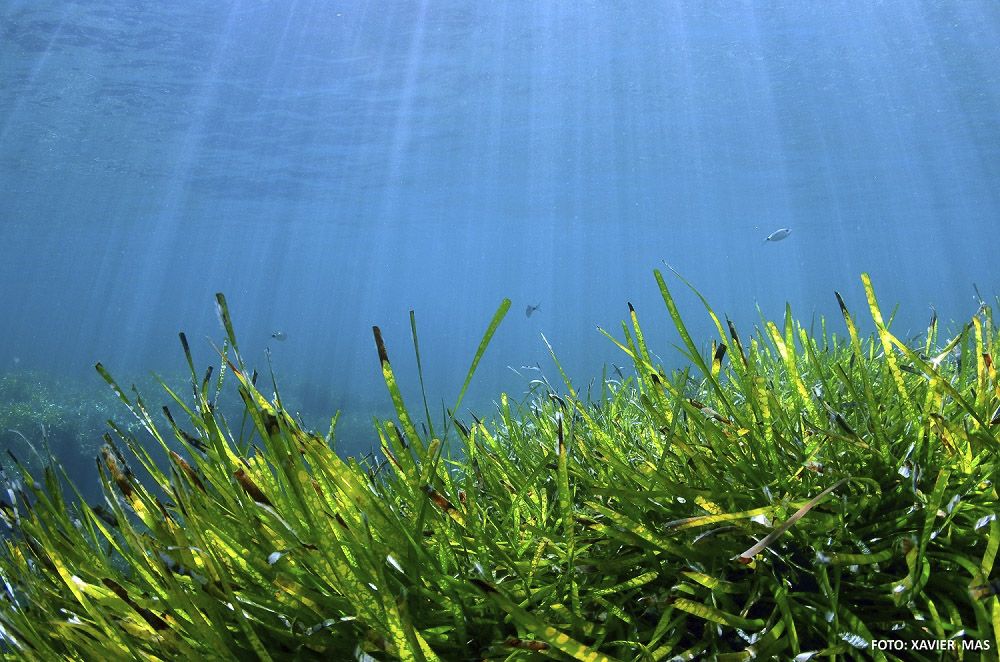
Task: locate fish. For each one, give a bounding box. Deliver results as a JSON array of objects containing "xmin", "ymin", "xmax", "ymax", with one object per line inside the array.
[
  {"xmin": 764, "ymin": 228, "xmax": 792, "ymax": 242},
  {"xmin": 525, "ymin": 304, "xmax": 541, "ymax": 318},
  {"xmin": 271, "ymin": 331, "xmax": 287, "ymax": 341}
]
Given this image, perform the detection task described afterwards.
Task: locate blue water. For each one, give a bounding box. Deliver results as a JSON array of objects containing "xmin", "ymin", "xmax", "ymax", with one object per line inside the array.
[{"xmin": 2, "ymin": 2, "xmax": 999, "ymax": 471}]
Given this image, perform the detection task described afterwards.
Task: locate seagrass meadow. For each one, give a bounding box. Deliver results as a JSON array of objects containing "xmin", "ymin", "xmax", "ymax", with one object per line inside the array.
[{"xmin": 1, "ymin": 269, "xmax": 999, "ymax": 661}]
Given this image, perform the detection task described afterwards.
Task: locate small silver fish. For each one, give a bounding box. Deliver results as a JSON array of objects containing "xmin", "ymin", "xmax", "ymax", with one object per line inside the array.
[
  {"xmin": 525, "ymin": 304, "xmax": 541, "ymax": 318},
  {"xmin": 271, "ymin": 331, "xmax": 287, "ymax": 341},
  {"xmin": 764, "ymin": 228, "xmax": 792, "ymax": 242}
]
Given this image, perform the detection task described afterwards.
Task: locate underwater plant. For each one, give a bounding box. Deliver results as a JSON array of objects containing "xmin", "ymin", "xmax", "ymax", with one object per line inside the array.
[{"xmin": 0, "ymin": 270, "xmax": 998, "ymax": 660}]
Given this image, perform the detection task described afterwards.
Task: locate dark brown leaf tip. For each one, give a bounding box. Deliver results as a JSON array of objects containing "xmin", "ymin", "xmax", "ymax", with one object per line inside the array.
[
  {"xmin": 713, "ymin": 343, "xmax": 728, "ymax": 364},
  {"xmin": 834, "ymin": 291, "xmax": 849, "ymax": 315},
  {"xmin": 373, "ymin": 326, "xmax": 390, "ymax": 365}
]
